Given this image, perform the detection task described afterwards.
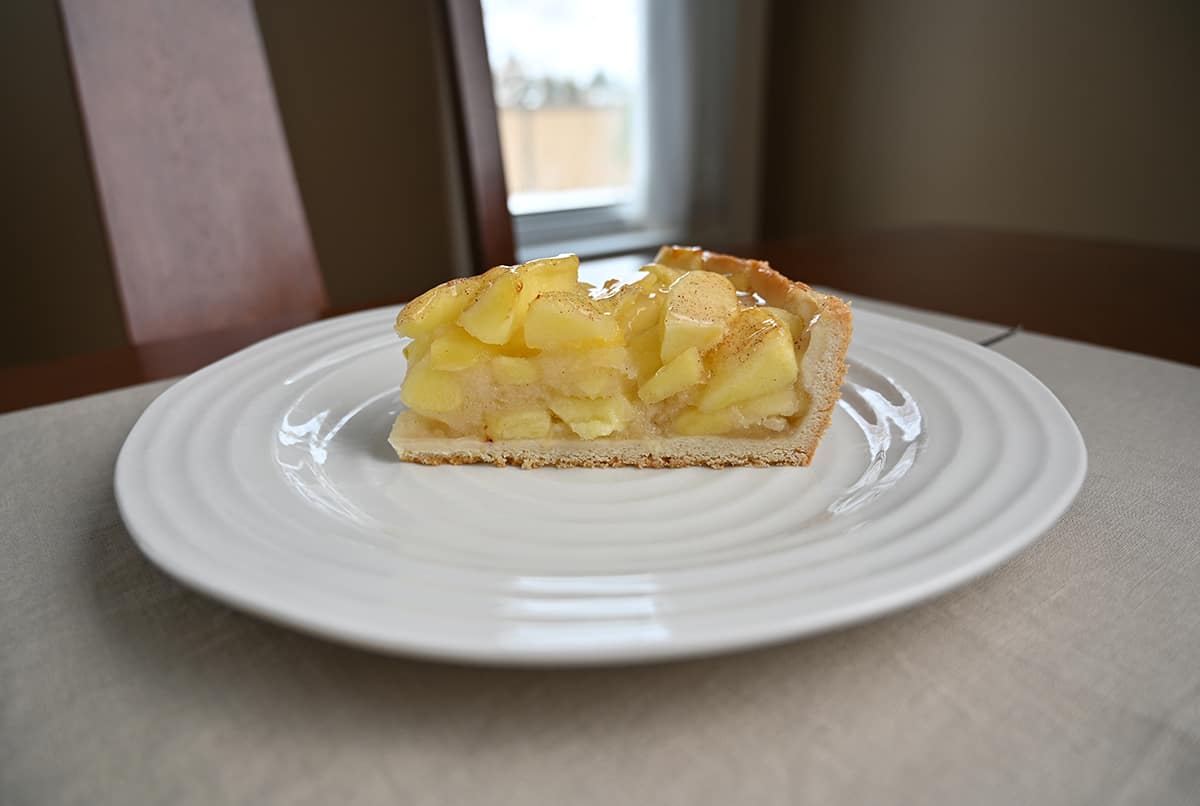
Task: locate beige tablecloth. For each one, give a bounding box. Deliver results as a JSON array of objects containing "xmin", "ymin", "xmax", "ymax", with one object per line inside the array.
[{"xmin": 2, "ymin": 301, "xmax": 1199, "ymax": 805}]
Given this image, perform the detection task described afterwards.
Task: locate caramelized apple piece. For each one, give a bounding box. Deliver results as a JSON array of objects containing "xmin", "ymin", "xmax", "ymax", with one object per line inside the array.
[
  {"xmin": 759, "ymin": 306, "xmax": 808, "ymax": 340},
  {"xmin": 395, "ymin": 276, "xmax": 480, "ymax": 339},
  {"xmin": 737, "ymin": 387, "xmax": 803, "ymax": 421},
  {"xmin": 520, "ymin": 254, "xmax": 580, "ymax": 295},
  {"xmin": 403, "ymin": 337, "xmax": 432, "ymax": 365},
  {"xmin": 660, "ymin": 271, "xmax": 738, "ymax": 363},
  {"xmin": 429, "ymin": 328, "xmax": 496, "ymax": 371},
  {"xmin": 596, "ymin": 275, "xmax": 662, "ymax": 335},
  {"xmin": 698, "ymin": 309, "xmax": 798, "ymax": 412},
  {"xmin": 459, "ymin": 267, "xmax": 523, "ymax": 345},
  {"xmin": 485, "ymin": 408, "xmax": 552, "ymax": 440},
  {"xmin": 400, "ymin": 361, "xmax": 462, "ymax": 413},
  {"xmin": 653, "ymin": 247, "xmax": 703, "ymax": 271},
  {"xmin": 524, "ymin": 292, "xmax": 622, "ymax": 350},
  {"xmin": 638, "ymin": 347, "xmax": 704, "ymax": 404},
  {"xmin": 641, "ymin": 262, "xmax": 686, "ymax": 286},
  {"xmin": 627, "ymin": 327, "xmax": 664, "ymax": 383},
  {"xmin": 549, "ymin": 396, "xmax": 632, "ymax": 439}
]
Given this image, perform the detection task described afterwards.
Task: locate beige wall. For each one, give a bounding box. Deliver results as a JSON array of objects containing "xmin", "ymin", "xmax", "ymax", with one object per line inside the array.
[
  {"xmin": 0, "ymin": 0, "xmax": 463, "ymax": 367},
  {"xmin": 762, "ymin": 0, "xmax": 1200, "ymax": 248}
]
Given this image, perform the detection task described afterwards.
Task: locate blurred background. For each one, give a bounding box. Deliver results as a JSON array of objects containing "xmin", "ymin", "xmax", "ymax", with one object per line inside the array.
[{"xmin": 1, "ymin": 0, "xmax": 1198, "ymax": 369}]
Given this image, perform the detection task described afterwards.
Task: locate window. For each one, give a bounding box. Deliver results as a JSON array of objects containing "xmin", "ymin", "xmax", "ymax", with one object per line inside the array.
[
  {"xmin": 481, "ymin": 0, "xmax": 654, "ymax": 258},
  {"xmin": 481, "ymin": 0, "xmax": 768, "ymax": 258},
  {"xmin": 482, "ymin": 0, "xmax": 639, "ymax": 215}
]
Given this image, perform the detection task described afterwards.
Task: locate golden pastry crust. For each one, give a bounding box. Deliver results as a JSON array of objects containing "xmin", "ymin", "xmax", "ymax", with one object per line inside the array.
[{"xmin": 394, "ymin": 438, "xmax": 814, "ymax": 469}]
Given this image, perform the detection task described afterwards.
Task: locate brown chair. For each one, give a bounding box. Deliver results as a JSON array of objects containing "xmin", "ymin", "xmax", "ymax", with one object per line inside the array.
[
  {"xmin": 58, "ymin": 0, "xmax": 514, "ymax": 349},
  {"xmin": 59, "ymin": 0, "xmax": 327, "ymax": 346}
]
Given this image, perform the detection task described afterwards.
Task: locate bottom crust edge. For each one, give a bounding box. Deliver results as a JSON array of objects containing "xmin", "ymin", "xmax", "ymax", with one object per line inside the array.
[{"xmin": 389, "ymin": 435, "xmax": 814, "ymax": 469}]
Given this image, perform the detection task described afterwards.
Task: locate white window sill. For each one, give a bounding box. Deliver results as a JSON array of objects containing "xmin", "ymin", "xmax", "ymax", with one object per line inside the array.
[
  {"xmin": 508, "ymin": 187, "xmax": 634, "ymax": 216},
  {"xmin": 515, "ymin": 225, "xmax": 686, "ymax": 263}
]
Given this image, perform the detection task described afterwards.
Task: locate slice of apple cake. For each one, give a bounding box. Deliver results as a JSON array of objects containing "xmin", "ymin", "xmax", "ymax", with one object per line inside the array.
[{"xmin": 388, "ymin": 246, "xmax": 852, "ymax": 468}]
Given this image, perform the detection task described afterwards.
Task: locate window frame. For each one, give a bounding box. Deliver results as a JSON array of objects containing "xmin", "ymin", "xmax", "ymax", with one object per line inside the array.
[
  {"xmin": 512, "ymin": 201, "xmax": 686, "ymax": 262},
  {"xmin": 487, "ymin": 0, "xmax": 767, "ymax": 261}
]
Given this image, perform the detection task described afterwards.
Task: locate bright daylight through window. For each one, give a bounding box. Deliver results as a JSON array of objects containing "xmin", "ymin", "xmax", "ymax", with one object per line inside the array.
[{"xmin": 480, "ymin": 0, "xmax": 641, "ymax": 220}]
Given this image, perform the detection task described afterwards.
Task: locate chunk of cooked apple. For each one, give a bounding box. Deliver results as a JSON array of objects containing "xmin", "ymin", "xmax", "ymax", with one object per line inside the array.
[
  {"xmin": 596, "ymin": 274, "xmax": 662, "ymax": 335},
  {"xmin": 698, "ymin": 308, "xmax": 799, "ymax": 412},
  {"xmin": 399, "ymin": 360, "xmax": 462, "ymax": 414},
  {"xmin": 659, "ymin": 271, "xmax": 738, "ymax": 363},
  {"xmin": 548, "ymin": 395, "xmax": 632, "ymax": 439},
  {"xmin": 737, "ymin": 387, "xmax": 804, "ymax": 421},
  {"xmin": 429, "ymin": 328, "xmax": 496, "ymax": 371},
  {"xmin": 394, "ymin": 276, "xmax": 481, "ymax": 340},
  {"xmin": 638, "ymin": 346, "xmax": 704, "ymax": 404},
  {"xmin": 485, "ymin": 408, "xmax": 552, "ymax": 440},
  {"xmin": 524, "ymin": 292, "xmax": 622, "ymax": 350},
  {"xmin": 458, "ymin": 266, "xmax": 523, "ymax": 345},
  {"xmin": 520, "ymin": 254, "xmax": 581, "ymax": 295}
]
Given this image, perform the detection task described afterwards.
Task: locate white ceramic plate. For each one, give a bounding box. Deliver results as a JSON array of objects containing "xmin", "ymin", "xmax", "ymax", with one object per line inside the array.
[{"xmin": 116, "ymin": 305, "xmax": 1086, "ymax": 666}]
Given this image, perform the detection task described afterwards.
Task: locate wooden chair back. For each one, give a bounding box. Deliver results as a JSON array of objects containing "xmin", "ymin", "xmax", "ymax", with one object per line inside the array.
[
  {"xmin": 59, "ymin": 0, "xmax": 327, "ymax": 345},
  {"xmin": 59, "ymin": 0, "xmax": 514, "ymax": 348}
]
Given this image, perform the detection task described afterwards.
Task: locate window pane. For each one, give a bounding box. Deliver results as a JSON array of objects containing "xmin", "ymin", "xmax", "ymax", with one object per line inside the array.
[{"xmin": 481, "ymin": 0, "xmax": 640, "ymax": 214}]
